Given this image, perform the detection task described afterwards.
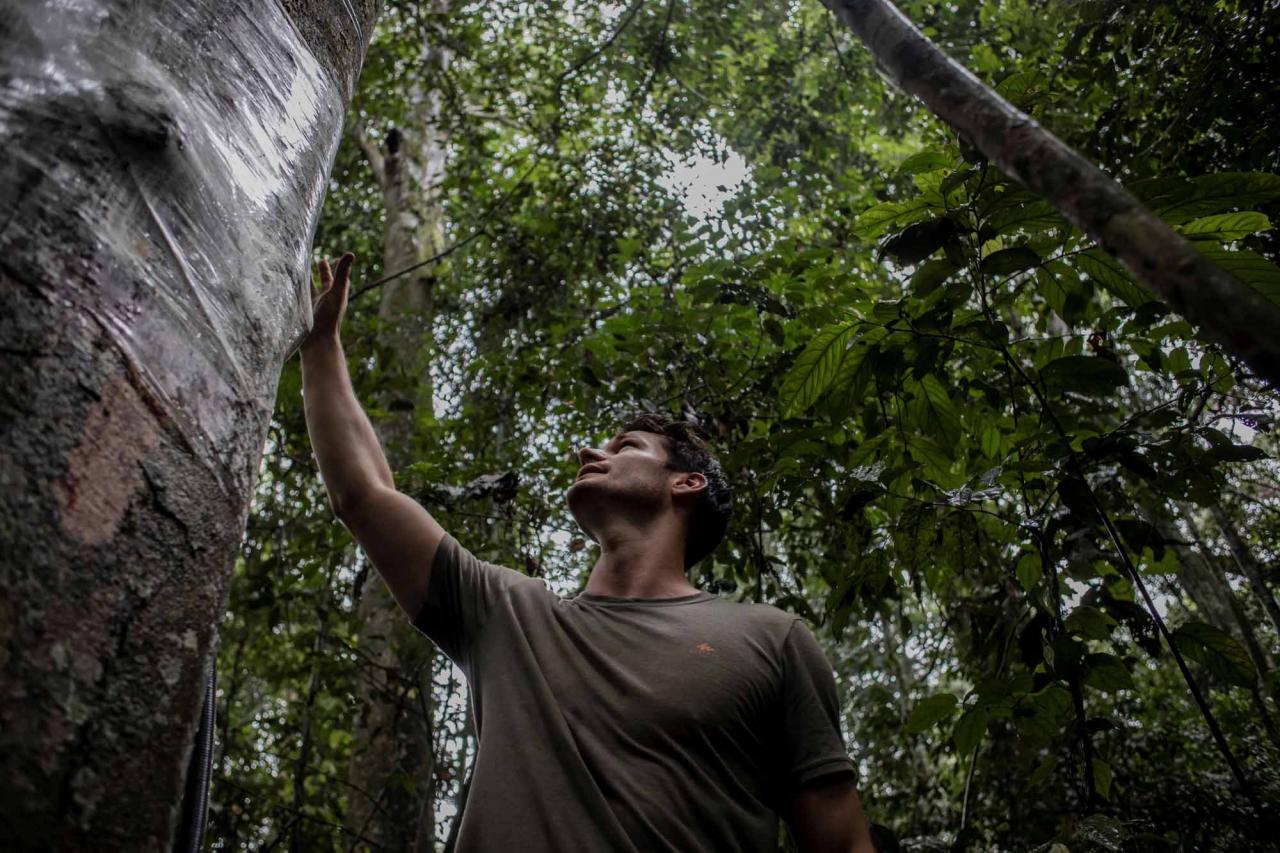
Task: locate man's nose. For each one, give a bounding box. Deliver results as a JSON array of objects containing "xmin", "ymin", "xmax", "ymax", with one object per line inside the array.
[{"xmin": 577, "ymin": 445, "xmax": 606, "ymax": 465}]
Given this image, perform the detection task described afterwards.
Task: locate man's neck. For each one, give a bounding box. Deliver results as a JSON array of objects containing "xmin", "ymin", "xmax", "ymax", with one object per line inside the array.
[{"xmin": 582, "ymin": 517, "xmax": 698, "ymax": 599}]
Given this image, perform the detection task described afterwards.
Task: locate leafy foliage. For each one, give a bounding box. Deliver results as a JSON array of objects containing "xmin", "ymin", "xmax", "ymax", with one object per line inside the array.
[{"xmin": 211, "ymin": 0, "xmax": 1280, "ymax": 850}]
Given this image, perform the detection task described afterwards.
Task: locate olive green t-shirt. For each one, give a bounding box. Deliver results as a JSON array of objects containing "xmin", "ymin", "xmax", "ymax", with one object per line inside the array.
[{"xmin": 413, "ymin": 534, "xmax": 855, "ymax": 852}]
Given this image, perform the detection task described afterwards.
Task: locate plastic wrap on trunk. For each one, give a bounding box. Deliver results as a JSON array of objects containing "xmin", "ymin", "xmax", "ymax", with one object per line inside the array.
[{"xmin": 0, "ymin": 0, "xmax": 346, "ymax": 496}]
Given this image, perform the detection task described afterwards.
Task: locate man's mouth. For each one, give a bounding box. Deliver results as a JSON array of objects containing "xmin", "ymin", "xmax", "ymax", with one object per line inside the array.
[{"xmin": 576, "ymin": 464, "xmax": 607, "ymax": 480}]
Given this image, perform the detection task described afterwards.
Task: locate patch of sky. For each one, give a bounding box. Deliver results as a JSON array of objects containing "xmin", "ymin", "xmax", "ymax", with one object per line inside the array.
[
  {"xmin": 657, "ymin": 121, "xmax": 752, "ymax": 223},
  {"xmin": 659, "ymin": 146, "xmax": 751, "ymax": 222}
]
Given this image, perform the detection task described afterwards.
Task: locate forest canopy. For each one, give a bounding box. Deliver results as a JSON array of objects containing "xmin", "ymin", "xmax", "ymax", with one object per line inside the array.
[{"xmin": 211, "ymin": 0, "xmax": 1280, "ymax": 850}]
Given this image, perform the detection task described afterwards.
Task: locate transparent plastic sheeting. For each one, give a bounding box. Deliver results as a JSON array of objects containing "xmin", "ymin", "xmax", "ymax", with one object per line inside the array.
[{"xmin": 0, "ymin": 0, "xmax": 346, "ymax": 495}]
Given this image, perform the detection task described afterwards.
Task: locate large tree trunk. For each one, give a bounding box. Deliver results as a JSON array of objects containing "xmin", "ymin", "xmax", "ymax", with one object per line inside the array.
[
  {"xmin": 0, "ymin": 1, "xmax": 379, "ymax": 848},
  {"xmin": 345, "ymin": 7, "xmax": 449, "ymax": 847}
]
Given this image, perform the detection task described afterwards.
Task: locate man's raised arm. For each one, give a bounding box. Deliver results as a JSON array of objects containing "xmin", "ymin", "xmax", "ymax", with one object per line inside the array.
[{"xmin": 299, "ymin": 252, "xmax": 445, "ymax": 619}]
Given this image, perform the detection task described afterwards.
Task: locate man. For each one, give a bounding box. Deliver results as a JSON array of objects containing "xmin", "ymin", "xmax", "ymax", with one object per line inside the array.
[{"xmin": 301, "ymin": 253, "xmax": 875, "ymax": 852}]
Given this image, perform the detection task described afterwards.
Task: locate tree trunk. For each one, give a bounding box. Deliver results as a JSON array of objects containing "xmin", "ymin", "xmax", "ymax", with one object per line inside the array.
[
  {"xmin": 345, "ymin": 6, "xmax": 449, "ymax": 848},
  {"xmin": 0, "ymin": 1, "xmax": 379, "ymax": 848},
  {"xmin": 1209, "ymin": 503, "xmax": 1280, "ymax": 639},
  {"xmin": 1164, "ymin": 511, "xmax": 1280, "ymax": 747},
  {"xmin": 822, "ymin": 0, "xmax": 1280, "ymax": 387}
]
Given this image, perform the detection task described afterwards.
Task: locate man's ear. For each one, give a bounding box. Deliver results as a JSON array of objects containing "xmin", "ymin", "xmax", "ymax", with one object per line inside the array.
[{"xmin": 671, "ymin": 471, "xmax": 707, "ymax": 499}]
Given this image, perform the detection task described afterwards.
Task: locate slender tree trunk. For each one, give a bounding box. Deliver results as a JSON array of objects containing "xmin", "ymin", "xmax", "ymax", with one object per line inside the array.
[
  {"xmin": 1161, "ymin": 512, "xmax": 1280, "ymax": 745},
  {"xmin": 345, "ymin": 6, "xmax": 449, "ymax": 848},
  {"xmin": 287, "ymin": 616, "xmax": 329, "ymax": 853},
  {"xmin": 822, "ymin": 0, "xmax": 1280, "ymax": 386},
  {"xmin": 0, "ymin": 1, "xmax": 379, "ymax": 848},
  {"xmin": 1209, "ymin": 504, "xmax": 1280, "ymax": 639},
  {"xmin": 1174, "ymin": 509, "xmax": 1276, "ymax": 669}
]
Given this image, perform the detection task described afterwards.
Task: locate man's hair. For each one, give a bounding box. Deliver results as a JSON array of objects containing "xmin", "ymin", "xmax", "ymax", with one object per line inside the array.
[{"xmin": 620, "ymin": 413, "xmax": 733, "ymax": 570}]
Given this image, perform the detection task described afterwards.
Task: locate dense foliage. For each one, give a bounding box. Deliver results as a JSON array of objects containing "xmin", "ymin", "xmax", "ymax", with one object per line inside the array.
[{"xmin": 212, "ymin": 0, "xmax": 1280, "ymax": 849}]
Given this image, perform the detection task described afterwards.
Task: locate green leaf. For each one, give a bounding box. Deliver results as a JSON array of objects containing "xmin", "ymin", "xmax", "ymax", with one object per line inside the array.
[
  {"xmin": 981, "ymin": 246, "xmax": 1041, "ymax": 276},
  {"xmin": 1065, "ymin": 605, "xmax": 1118, "ymax": 640},
  {"xmin": 1015, "ymin": 552, "xmax": 1042, "ymax": 591},
  {"xmin": 1015, "ymin": 685, "xmax": 1072, "ymax": 742},
  {"xmin": 1029, "ymin": 754, "xmax": 1058, "ymax": 788},
  {"xmin": 1179, "ymin": 211, "xmax": 1271, "ymax": 241},
  {"xmin": 910, "ymin": 259, "xmax": 957, "ymax": 296},
  {"xmin": 1192, "ymin": 247, "xmax": 1280, "ymax": 307},
  {"xmin": 827, "ymin": 329, "xmax": 886, "ymax": 413},
  {"xmin": 952, "ymin": 707, "xmax": 988, "ymax": 756},
  {"xmin": 994, "ymin": 70, "xmax": 1048, "ymax": 108},
  {"xmin": 980, "ymin": 424, "xmax": 1003, "ymax": 460},
  {"xmin": 854, "ymin": 197, "xmax": 937, "ymax": 240},
  {"xmin": 1141, "ymin": 172, "xmax": 1280, "ymax": 225},
  {"xmin": 905, "ymin": 693, "xmax": 958, "ymax": 733},
  {"xmin": 1075, "ymin": 249, "xmax": 1154, "ymax": 307},
  {"xmin": 1205, "ymin": 443, "xmax": 1267, "ymax": 463},
  {"xmin": 780, "ymin": 322, "xmax": 859, "ymax": 417},
  {"xmin": 1092, "ymin": 760, "xmax": 1115, "ymax": 802},
  {"xmin": 883, "ymin": 218, "xmax": 956, "ymax": 264},
  {"xmin": 1041, "ymin": 356, "xmax": 1130, "ymax": 397},
  {"xmin": 1036, "ymin": 263, "xmax": 1085, "ymax": 324},
  {"xmin": 986, "ymin": 201, "xmax": 1065, "ymax": 235},
  {"xmin": 906, "ymin": 433, "xmax": 956, "ymax": 482},
  {"xmin": 897, "ymin": 150, "xmax": 954, "ymax": 176},
  {"xmin": 1202, "ymin": 351, "xmax": 1235, "ymax": 394},
  {"xmin": 1083, "ymin": 653, "xmax": 1134, "ymax": 692},
  {"xmin": 1078, "ymin": 812, "xmax": 1125, "ymax": 848},
  {"xmin": 912, "ymin": 374, "xmax": 961, "ymax": 446},
  {"xmin": 1172, "ymin": 621, "xmax": 1257, "ymax": 688}
]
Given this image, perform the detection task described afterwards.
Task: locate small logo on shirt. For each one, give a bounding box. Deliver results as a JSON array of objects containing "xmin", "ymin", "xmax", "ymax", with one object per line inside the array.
[{"xmin": 694, "ymin": 642, "xmax": 716, "ymax": 656}]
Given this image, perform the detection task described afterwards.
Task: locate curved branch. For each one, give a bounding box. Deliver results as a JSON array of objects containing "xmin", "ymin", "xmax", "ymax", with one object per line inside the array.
[
  {"xmin": 349, "ymin": 120, "xmax": 385, "ymax": 187},
  {"xmin": 822, "ymin": 0, "xmax": 1280, "ymax": 388}
]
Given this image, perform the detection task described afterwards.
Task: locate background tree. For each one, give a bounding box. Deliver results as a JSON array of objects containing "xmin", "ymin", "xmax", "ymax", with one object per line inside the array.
[{"xmin": 339, "ymin": 2, "xmax": 452, "ymax": 847}]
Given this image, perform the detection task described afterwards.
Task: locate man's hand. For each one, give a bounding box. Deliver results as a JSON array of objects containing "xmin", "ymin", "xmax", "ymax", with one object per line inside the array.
[
  {"xmin": 303, "ymin": 252, "xmax": 354, "ymax": 352},
  {"xmin": 297, "ymin": 248, "xmax": 446, "ymax": 620}
]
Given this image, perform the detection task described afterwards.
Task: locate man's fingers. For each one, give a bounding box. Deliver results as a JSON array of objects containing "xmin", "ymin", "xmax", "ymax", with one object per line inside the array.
[
  {"xmin": 318, "ymin": 258, "xmax": 333, "ymax": 291},
  {"xmin": 334, "ymin": 252, "xmax": 355, "ymax": 294}
]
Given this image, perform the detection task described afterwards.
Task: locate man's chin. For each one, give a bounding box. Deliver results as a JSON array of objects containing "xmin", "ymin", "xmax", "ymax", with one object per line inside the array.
[
  {"xmin": 565, "ymin": 478, "xmax": 610, "ymax": 518},
  {"xmin": 565, "ymin": 478, "xmax": 596, "ymax": 505}
]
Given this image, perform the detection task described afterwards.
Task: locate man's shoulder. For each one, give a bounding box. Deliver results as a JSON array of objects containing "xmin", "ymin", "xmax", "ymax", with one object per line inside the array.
[{"xmin": 697, "ymin": 593, "xmax": 805, "ymax": 636}]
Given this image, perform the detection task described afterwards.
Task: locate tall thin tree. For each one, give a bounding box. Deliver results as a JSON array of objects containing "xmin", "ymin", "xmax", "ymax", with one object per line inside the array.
[{"xmin": 344, "ymin": 2, "xmax": 450, "ymax": 846}]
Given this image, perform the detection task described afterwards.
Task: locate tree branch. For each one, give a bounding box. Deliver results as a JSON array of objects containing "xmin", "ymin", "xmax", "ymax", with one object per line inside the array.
[
  {"xmin": 823, "ymin": 0, "xmax": 1280, "ymax": 387},
  {"xmin": 349, "ymin": 120, "xmax": 385, "ymax": 186}
]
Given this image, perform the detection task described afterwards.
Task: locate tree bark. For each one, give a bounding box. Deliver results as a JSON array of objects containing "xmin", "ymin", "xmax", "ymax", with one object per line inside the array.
[
  {"xmin": 0, "ymin": 1, "xmax": 379, "ymax": 848},
  {"xmin": 823, "ymin": 0, "xmax": 1280, "ymax": 387},
  {"xmin": 1209, "ymin": 504, "xmax": 1280, "ymax": 640},
  {"xmin": 1162, "ymin": 512, "xmax": 1274, "ymax": 675},
  {"xmin": 1166, "ymin": 509, "xmax": 1280, "ymax": 746},
  {"xmin": 345, "ymin": 6, "xmax": 449, "ymax": 848}
]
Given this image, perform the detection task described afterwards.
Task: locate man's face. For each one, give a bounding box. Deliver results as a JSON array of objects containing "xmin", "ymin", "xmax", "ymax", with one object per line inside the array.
[{"xmin": 565, "ymin": 430, "xmax": 674, "ymax": 533}]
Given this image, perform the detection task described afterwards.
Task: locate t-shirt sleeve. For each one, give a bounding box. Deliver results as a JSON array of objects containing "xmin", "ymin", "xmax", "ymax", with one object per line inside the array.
[
  {"xmin": 411, "ymin": 533, "xmax": 526, "ymax": 666},
  {"xmin": 778, "ymin": 619, "xmax": 857, "ymax": 788}
]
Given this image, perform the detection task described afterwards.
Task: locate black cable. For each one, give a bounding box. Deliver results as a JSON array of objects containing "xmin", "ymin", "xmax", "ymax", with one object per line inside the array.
[{"xmin": 174, "ymin": 660, "xmax": 216, "ymax": 853}]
